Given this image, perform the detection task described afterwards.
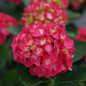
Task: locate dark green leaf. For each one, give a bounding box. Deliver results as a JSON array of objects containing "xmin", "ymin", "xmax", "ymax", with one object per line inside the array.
[
  {"xmin": 7, "ymin": 27, "xmax": 22, "ymax": 36},
  {"xmin": 38, "ymin": 83, "xmax": 48, "ymax": 86},
  {"xmin": 55, "ymin": 66, "xmax": 86, "ymax": 84},
  {"xmin": 19, "ymin": 70, "xmax": 39, "ymax": 86},
  {"xmin": 73, "ymin": 41, "xmax": 86, "ymax": 62},
  {"xmin": 0, "ymin": 38, "xmax": 13, "ymax": 69},
  {"xmin": 19, "ymin": 70, "xmax": 48, "ymax": 86},
  {"xmin": 55, "ymin": 82, "xmax": 85, "ymax": 86},
  {"xmin": 1, "ymin": 70, "xmax": 18, "ymax": 86}
]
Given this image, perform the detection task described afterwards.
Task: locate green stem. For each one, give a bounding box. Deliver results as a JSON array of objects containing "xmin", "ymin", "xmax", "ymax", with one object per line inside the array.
[{"xmin": 32, "ymin": 81, "xmax": 48, "ymax": 86}]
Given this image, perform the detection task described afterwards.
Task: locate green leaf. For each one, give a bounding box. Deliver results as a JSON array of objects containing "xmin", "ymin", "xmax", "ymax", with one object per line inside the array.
[
  {"xmin": 67, "ymin": 10, "xmax": 81, "ymax": 20},
  {"xmin": 66, "ymin": 24, "xmax": 86, "ymax": 62},
  {"xmin": 19, "ymin": 70, "xmax": 48, "ymax": 86},
  {"xmin": 1, "ymin": 70, "xmax": 18, "ymax": 86},
  {"xmin": 7, "ymin": 27, "xmax": 22, "ymax": 36},
  {"xmin": 0, "ymin": 38, "xmax": 13, "ymax": 69},
  {"xmin": 23, "ymin": 0, "xmax": 30, "ymax": 6},
  {"xmin": 73, "ymin": 41, "xmax": 86, "ymax": 62},
  {"xmin": 55, "ymin": 66, "xmax": 86, "ymax": 84},
  {"xmin": 55, "ymin": 82, "xmax": 85, "ymax": 86},
  {"xmin": 19, "ymin": 70, "xmax": 39, "ymax": 86}
]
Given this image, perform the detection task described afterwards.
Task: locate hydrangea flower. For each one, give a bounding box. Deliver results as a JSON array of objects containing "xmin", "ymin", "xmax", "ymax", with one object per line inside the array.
[
  {"xmin": 11, "ymin": 23, "xmax": 75, "ymax": 78},
  {"xmin": 75, "ymin": 27, "xmax": 86, "ymax": 41},
  {"xmin": 21, "ymin": 2, "xmax": 69, "ymax": 29},
  {"xmin": 30, "ymin": 0, "xmax": 69, "ymax": 10},
  {"xmin": 5, "ymin": 0, "xmax": 22, "ymax": 5},
  {"xmin": 0, "ymin": 12, "xmax": 19, "ymax": 44},
  {"xmin": 70, "ymin": 0, "xmax": 84, "ymax": 10}
]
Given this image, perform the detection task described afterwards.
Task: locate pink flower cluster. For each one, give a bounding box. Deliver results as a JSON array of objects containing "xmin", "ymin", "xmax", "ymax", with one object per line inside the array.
[
  {"xmin": 12, "ymin": 0, "xmax": 75, "ymax": 78},
  {"xmin": 5, "ymin": 0, "xmax": 22, "ymax": 5},
  {"xmin": 31, "ymin": 0, "xmax": 69, "ymax": 10},
  {"xmin": 11, "ymin": 23, "xmax": 75, "ymax": 78},
  {"xmin": 0, "ymin": 12, "xmax": 19, "ymax": 44},
  {"xmin": 75, "ymin": 27, "xmax": 86, "ymax": 41},
  {"xmin": 70, "ymin": 0, "xmax": 84, "ymax": 10},
  {"xmin": 21, "ymin": 2, "xmax": 69, "ymax": 28}
]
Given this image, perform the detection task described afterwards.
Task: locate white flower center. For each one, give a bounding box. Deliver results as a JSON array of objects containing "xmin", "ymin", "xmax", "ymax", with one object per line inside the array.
[
  {"xmin": 46, "ymin": 59, "xmax": 50, "ymax": 65},
  {"xmin": 46, "ymin": 45, "xmax": 50, "ymax": 51}
]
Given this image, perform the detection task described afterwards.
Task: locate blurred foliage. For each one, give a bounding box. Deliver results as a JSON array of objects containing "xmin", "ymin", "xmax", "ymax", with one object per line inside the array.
[
  {"xmin": 73, "ymin": 41, "xmax": 86, "ymax": 62},
  {"xmin": 55, "ymin": 66, "xmax": 86, "ymax": 84},
  {"xmin": 67, "ymin": 10, "xmax": 81, "ymax": 20},
  {"xmin": 22, "ymin": 0, "xmax": 30, "ymax": 6},
  {"xmin": 1, "ymin": 70, "xmax": 18, "ymax": 86},
  {"xmin": 0, "ymin": 37, "xmax": 13, "ymax": 69}
]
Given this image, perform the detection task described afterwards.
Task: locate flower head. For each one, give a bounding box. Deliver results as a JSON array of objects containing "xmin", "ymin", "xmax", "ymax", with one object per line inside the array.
[
  {"xmin": 0, "ymin": 12, "xmax": 19, "ymax": 44},
  {"xmin": 75, "ymin": 27, "xmax": 86, "ymax": 41},
  {"xmin": 11, "ymin": 23, "xmax": 75, "ymax": 78},
  {"xmin": 30, "ymin": 0, "xmax": 69, "ymax": 10},
  {"xmin": 21, "ymin": 2, "xmax": 68, "ymax": 28},
  {"xmin": 70, "ymin": 0, "xmax": 84, "ymax": 10}
]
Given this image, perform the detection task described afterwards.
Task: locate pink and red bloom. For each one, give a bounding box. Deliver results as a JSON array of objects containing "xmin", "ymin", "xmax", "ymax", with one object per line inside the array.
[
  {"xmin": 0, "ymin": 12, "xmax": 19, "ymax": 44},
  {"xmin": 70, "ymin": 0, "xmax": 84, "ymax": 10},
  {"xmin": 30, "ymin": 0, "xmax": 69, "ymax": 10},
  {"xmin": 11, "ymin": 23, "xmax": 75, "ymax": 78},
  {"xmin": 21, "ymin": 2, "xmax": 69, "ymax": 28},
  {"xmin": 75, "ymin": 27, "xmax": 86, "ymax": 41}
]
